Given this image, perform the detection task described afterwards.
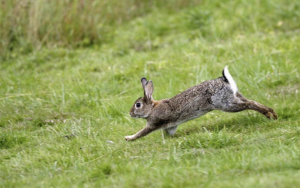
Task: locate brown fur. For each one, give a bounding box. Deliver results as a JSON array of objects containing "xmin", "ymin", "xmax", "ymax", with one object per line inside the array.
[
  {"xmin": 152, "ymin": 100, "xmax": 164, "ymax": 107},
  {"xmin": 126, "ymin": 67, "xmax": 277, "ymax": 141}
]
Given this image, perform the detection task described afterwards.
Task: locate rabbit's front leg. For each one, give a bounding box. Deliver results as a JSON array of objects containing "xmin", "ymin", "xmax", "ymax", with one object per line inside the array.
[{"xmin": 125, "ymin": 125, "xmax": 157, "ymax": 141}]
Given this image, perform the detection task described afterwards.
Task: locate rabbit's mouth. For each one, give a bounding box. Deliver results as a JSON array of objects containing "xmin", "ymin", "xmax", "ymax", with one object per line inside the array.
[
  {"xmin": 130, "ymin": 112, "xmax": 139, "ymax": 118},
  {"xmin": 130, "ymin": 114, "xmax": 146, "ymax": 119}
]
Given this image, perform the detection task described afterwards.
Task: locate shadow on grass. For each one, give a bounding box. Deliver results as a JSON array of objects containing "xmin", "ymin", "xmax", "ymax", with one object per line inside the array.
[
  {"xmin": 0, "ymin": 134, "xmax": 27, "ymax": 149},
  {"xmin": 174, "ymin": 113, "xmax": 275, "ymax": 138}
]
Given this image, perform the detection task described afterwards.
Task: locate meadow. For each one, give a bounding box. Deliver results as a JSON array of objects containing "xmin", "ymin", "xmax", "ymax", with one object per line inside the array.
[{"xmin": 1, "ymin": 0, "xmax": 300, "ymax": 187}]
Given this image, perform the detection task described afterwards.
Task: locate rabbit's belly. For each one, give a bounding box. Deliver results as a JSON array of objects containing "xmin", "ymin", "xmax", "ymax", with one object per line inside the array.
[
  {"xmin": 176, "ymin": 110, "xmax": 209, "ymax": 125},
  {"xmin": 186, "ymin": 110, "xmax": 209, "ymax": 121}
]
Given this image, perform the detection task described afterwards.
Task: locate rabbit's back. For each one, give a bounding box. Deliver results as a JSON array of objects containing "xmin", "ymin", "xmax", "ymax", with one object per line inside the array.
[{"xmin": 172, "ymin": 77, "xmax": 231, "ymax": 105}]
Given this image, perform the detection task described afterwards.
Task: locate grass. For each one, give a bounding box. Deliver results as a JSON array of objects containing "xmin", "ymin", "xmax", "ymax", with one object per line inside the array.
[
  {"xmin": 1, "ymin": 0, "xmax": 300, "ymax": 187},
  {"xmin": 0, "ymin": 0, "xmax": 199, "ymax": 60}
]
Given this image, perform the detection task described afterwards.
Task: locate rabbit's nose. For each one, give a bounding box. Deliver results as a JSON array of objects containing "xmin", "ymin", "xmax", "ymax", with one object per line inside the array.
[{"xmin": 129, "ymin": 112, "xmax": 135, "ymax": 117}]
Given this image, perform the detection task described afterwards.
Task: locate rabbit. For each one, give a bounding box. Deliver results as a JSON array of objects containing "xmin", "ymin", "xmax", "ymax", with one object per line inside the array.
[{"xmin": 125, "ymin": 66, "xmax": 277, "ymax": 141}]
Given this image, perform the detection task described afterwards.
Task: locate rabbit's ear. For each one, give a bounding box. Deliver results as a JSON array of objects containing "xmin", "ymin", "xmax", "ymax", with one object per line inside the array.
[
  {"xmin": 144, "ymin": 81, "xmax": 154, "ymax": 100},
  {"xmin": 141, "ymin": 77, "xmax": 148, "ymax": 89},
  {"xmin": 141, "ymin": 77, "xmax": 153, "ymax": 100}
]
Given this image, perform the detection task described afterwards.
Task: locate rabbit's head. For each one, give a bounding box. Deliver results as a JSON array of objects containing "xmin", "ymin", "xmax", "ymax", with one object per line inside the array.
[{"xmin": 130, "ymin": 78, "xmax": 154, "ymax": 119}]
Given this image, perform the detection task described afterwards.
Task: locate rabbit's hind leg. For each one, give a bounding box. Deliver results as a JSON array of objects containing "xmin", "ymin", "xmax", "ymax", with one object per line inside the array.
[
  {"xmin": 222, "ymin": 95, "xmax": 277, "ymax": 120},
  {"xmin": 246, "ymin": 100, "xmax": 278, "ymax": 119},
  {"xmin": 235, "ymin": 92, "xmax": 277, "ymax": 119}
]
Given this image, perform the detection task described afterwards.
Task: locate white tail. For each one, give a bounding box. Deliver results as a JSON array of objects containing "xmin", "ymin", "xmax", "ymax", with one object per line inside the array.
[{"xmin": 224, "ymin": 66, "xmax": 238, "ymax": 95}]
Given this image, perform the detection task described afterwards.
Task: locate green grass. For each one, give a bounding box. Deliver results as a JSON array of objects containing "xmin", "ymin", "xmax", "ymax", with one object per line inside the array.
[
  {"xmin": 0, "ymin": 0, "xmax": 199, "ymax": 60},
  {"xmin": 1, "ymin": 0, "xmax": 300, "ymax": 187}
]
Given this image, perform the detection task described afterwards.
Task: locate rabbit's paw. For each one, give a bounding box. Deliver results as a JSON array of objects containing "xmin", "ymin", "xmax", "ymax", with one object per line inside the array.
[
  {"xmin": 125, "ymin": 135, "xmax": 135, "ymax": 141},
  {"xmin": 267, "ymin": 108, "xmax": 278, "ymax": 120}
]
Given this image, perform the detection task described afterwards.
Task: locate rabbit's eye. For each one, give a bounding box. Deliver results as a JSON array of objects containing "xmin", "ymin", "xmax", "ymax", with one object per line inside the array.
[{"xmin": 136, "ymin": 103, "xmax": 141, "ymax": 108}]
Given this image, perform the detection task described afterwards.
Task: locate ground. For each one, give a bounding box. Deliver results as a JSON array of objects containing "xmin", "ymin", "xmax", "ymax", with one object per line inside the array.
[{"xmin": 1, "ymin": 0, "xmax": 300, "ymax": 187}]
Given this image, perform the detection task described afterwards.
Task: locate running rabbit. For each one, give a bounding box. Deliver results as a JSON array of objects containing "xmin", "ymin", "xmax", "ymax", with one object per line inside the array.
[{"xmin": 126, "ymin": 66, "xmax": 277, "ymax": 141}]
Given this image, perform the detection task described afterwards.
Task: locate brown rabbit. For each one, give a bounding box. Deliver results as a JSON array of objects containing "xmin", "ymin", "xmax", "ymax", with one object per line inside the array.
[{"xmin": 126, "ymin": 66, "xmax": 277, "ymax": 141}]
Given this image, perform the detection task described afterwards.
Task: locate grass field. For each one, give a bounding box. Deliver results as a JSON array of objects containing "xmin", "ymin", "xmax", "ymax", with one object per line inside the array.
[{"xmin": 1, "ymin": 0, "xmax": 300, "ymax": 187}]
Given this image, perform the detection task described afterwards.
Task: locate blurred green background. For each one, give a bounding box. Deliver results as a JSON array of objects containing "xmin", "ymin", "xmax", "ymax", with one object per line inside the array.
[{"xmin": 1, "ymin": 0, "xmax": 300, "ymax": 187}]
